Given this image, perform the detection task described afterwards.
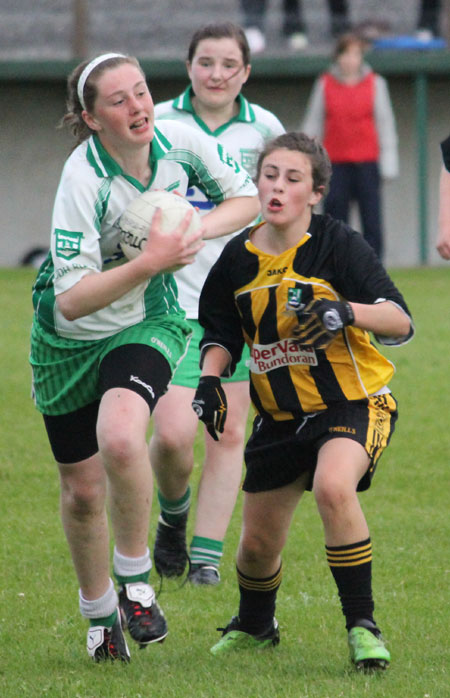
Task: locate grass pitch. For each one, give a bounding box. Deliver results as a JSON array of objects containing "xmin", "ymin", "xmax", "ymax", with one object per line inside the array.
[{"xmin": 0, "ymin": 267, "xmax": 449, "ymax": 697}]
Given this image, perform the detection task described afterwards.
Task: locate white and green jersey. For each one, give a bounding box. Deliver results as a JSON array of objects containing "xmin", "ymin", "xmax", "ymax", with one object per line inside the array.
[
  {"xmin": 32, "ymin": 120, "xmax": 256, "ymax": 341},
  {"xmin": 154, "ymin": 87, "xmax": 285, "ymax": 317}
]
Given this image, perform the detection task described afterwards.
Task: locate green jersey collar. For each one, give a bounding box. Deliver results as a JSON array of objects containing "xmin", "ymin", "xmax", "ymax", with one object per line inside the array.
[
  {"xmin": 87, "ymin": 135, "xmax": 123, "ymax": 178},
  {"xmin": 86, "ymin": 129, "xmax": 173, "ymax": 191},
  {"xmin": 171, "ymin": 86, "xmax": 256, "ymax": 136}
]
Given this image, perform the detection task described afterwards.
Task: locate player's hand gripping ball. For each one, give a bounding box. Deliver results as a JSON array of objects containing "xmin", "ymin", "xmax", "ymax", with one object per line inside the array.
[
  {"xmin": 293, "ymin": 298, "xmax": 355, "ymax": 349},
  {"xmin": 119, "ymin": 189, "xmax": 202, "ymax": 269}
]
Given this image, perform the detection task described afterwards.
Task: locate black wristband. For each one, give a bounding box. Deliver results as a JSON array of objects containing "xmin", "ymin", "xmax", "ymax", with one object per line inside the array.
[
  {"xmin": 199, "ymin": 375, "xmax": 222, "ymax": 388},
  {"xmin": 344, "ymin": 302, "xmax": 355, "ymax": 326}
]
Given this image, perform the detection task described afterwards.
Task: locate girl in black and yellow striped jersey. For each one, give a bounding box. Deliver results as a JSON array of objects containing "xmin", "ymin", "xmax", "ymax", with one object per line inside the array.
[{"xmin": 192, "ymin": 132, "xmax": 414, "ymax": 670}]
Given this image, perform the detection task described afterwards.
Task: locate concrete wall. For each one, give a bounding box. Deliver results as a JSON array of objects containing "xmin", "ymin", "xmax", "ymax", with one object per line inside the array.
[{"xmin": 1, "ymin": 73, "xmax": 448, "ymax": 268}]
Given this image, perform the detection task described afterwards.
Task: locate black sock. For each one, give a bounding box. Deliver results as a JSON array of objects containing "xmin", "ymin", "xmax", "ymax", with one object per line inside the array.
[
  {"xmin": 326, "ymin": 538, "xmax": 376, "ymax": 631},
  {"xmin": 237, "ymin": 564, "xmax": 282, "ymax": 635}
]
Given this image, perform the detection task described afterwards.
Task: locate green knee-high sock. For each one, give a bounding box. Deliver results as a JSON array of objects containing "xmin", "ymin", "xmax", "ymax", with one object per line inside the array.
[
  {"xmin": 190, "ymin": 536, "xmax": 223, "ymax": 568},
  {"xmin": 158, "ymin": 486, "xmax": 191, "ymax": 526}
]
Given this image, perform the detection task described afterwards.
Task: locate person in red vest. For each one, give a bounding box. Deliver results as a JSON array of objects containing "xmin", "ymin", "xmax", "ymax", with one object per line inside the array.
[
  {"xmin": 302, "ymin": 33, "xmax": 398, "ymax": 259},
  {"xmin": 437, "ymin": 134, "xmax": 450, "ymax": 260}
]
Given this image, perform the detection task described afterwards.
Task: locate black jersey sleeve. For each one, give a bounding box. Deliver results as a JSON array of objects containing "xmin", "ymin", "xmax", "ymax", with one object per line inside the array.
[
  {"xmin": 332, "ymin": 226, "xmax": 414, "ymax": 345},
  {"xmin": 441, "ymin": 135, "xmax": 450, "ymax": 172},
  {"xmin": 198, "ymin": 244, "xmax": 246, "ymax": 377}
]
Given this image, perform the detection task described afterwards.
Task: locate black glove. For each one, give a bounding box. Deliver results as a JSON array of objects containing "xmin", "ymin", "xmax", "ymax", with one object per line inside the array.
[
  {"xmin": 293, "ymin": 299, "xmax": 354, "ymax": 349},
  {"xmin": 192, "ymin": 376, "xmax": 227, "ymax": 441}
]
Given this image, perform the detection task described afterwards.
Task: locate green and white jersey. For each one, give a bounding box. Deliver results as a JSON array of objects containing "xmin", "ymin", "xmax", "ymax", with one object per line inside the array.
[
  {"xmin": 154, "ymin": 87, "xmax": 285, "ymax": 317},
  {"xmin": 32, "ymin": 120, "xmax": 256, "ymax": 341}
]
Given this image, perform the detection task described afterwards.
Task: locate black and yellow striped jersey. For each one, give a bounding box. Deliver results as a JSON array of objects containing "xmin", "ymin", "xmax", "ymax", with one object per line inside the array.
[{"xmin": 199, "ymin": 213, "xmax": 413, "ymax": 421}]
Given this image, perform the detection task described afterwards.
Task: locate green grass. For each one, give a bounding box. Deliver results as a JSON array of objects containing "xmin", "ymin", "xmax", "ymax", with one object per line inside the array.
[{"xmin": 1, "ymin": 267, "xmax": 449, "ymax": 697}]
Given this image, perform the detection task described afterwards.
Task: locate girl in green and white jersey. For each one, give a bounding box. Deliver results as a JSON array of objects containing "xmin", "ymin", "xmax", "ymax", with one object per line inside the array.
[
  {"xmin": 149, "ymin": 23, "xmax": 285, "ymax": 587},
  {"xmin": 30, "ymin": 52, "xmax": 259, "ymax": 662}
]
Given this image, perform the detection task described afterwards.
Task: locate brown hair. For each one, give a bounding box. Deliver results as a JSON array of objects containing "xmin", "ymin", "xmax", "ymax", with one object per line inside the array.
[
  {"xmin": 59, "ymin": 54, "xmax": 143, "ymax": 147},
  {"xmin": 333, "ymin": 32, "xmax": 368, "ymax": 59},
  {"xmin": 255, "ymin": 132, "xmax": 332, "ymax": 193},
  {"xmin": 187, "ymin": 22, "xmax": 250, "ymax": 66}
]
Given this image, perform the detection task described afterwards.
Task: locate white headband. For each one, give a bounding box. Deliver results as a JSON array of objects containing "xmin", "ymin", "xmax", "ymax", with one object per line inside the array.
[{"xmin": 77, "ymin": 53, "xmax": 126, "ymax": 109}]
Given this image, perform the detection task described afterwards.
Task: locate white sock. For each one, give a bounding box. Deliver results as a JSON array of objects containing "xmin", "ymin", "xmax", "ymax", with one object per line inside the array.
[
  {"xmin": 113, "ymin": 546, "xmax": 152, "ymax": 578},
  {"xmin": 79, "ymin": 578, "xmax": 118, "ymax": 620}
]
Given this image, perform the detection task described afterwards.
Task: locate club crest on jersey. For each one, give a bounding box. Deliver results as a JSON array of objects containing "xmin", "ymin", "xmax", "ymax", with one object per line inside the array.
[
  {"xmin": 240, "ymin": 149, "xmax": 257, "ymax": 174},
  {"xmin": 288, "ymin": 287, "xmax": 303, "ymax": 306},
  {"xmin": 54, "ymin": 229, "xmax": 83, "ymax": 260}
]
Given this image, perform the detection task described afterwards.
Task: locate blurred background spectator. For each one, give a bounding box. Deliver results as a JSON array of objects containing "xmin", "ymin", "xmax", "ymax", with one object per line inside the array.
[
  {"xmin": 437, "ymin": 134, "xmax": 450, "ymax": 259},
  {"xmin": 0, "ymin": 1, "xmax": 443, "ymax": 61},
  {"xmin": 301, "ymin": 32, "xmax": 398, "ymax": 259},
  {"xmin": 240, "ymin": 0, "xmax": 352, "ymax": 54},
  {"xmin": 416, "ymin": 0, "xmax": 442, "ymax": 40}
]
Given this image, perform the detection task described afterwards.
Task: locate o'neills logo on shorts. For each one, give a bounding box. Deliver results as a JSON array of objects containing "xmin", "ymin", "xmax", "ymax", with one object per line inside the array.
[{"xmin": 250, "ymin": 340, "xmax": 318, "ymax": 374}]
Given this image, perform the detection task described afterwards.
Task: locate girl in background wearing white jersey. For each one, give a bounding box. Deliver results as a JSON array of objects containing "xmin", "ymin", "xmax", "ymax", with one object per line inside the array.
[
  {"xmin": 149, "ymin": 22, "xmax": 285, "ymax": 586},
  {"xmin": 30, "ymin": 53, "xmax": 259, "ymax": 662}
]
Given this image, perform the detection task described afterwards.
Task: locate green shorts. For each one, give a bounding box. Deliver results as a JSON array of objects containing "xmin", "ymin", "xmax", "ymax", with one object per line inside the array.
[
  {"xmin": 30, "ymin": 314, "xmax": 192, "ymax": 415},
  {"xmin": 171, "ymin": 319, "xmax": 250, "ymax": 388}
]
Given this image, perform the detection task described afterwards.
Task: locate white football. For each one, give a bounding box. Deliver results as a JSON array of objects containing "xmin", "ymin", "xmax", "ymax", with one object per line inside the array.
[{"xmin": 118, "ymin": 189, "xmax": 202, "ymax": 262}]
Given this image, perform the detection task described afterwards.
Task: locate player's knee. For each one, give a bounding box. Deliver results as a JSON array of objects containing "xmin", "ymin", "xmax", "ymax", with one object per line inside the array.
[
  {"xmin": 151, "ymin": 422, "xmax": 195, "ymax": 458},
  {"xmin": 314, "ymin": 479, "xmax": 351, "ymax": 517},
  {"xmin": 239, "ymin": 531, "xmax": 277, "ymax": 564},
  {"xmin": 98, "ymin": 427, "xmax": 145, "ymax": 468},
  {"xmin": 61, "ymin": 477, "xmax": 105, "ymax": 519},
  {"xmin": 218, "ymin": 415, "xmax": 247, "ymax": 448}
]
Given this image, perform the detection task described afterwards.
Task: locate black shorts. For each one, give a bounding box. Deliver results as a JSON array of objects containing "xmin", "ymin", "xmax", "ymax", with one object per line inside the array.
[
  {"xmin": 243, "ymin": 394, "xmax": 398, "ymax": 493},
  {"xmin": 43, "ymin": 344, "xmax": 171, "ymax": 464}
]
